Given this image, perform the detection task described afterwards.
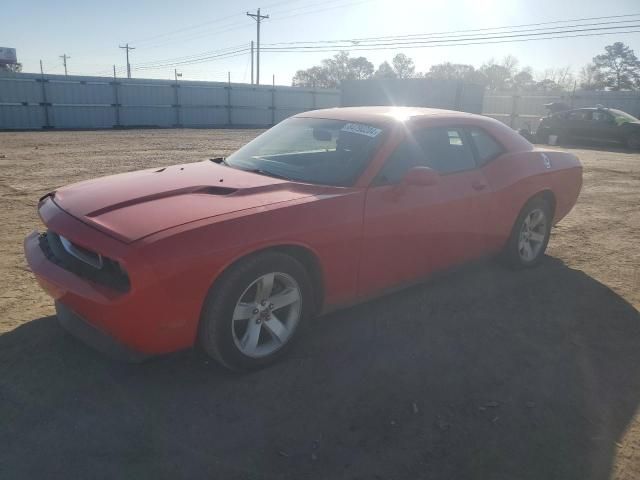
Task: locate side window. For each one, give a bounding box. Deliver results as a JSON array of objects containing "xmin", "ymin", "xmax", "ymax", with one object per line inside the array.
[
  {"xmin": 414, "ymin": 127, "xmax": 476, "ymax": 174},
  {"xmin": 374, "ymin": 140, "xmax": 426, "ymax": 185},
  {"xmin": 374, "ymin": 127, "xmax": 477, "ymax": 185},
  {"xmin": 592, "ymin": 110, "xmax": 612, "ymax": 123},
  {"xmin": 567, "ymin": 110, "xmax": 591, "ymax": 121},
  {"xmin": 469, "ymin": 128, "xmax": 504, "ymax": 166}
]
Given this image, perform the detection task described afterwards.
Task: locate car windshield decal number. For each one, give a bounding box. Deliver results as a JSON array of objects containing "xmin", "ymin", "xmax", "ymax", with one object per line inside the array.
[
  {"xmin": 341, "ymin": 123, "xmax": 382, "ymax": 138},
  {"xmin": 541, "ymin": 153, "xmax": 551, "ymax": 169}
]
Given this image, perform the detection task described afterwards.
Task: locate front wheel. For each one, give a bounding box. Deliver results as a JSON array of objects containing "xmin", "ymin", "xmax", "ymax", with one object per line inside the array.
[
  {"xmin": 199, "ymin": 252, "xmax": 314, "ymax": 371},
  {"xmin": 502, "ymin": 197, "xmax": 552, "ymax": 268},
  {"xmin": 626, "ymin": 133, "xmax": 640, "ymax": 150}
]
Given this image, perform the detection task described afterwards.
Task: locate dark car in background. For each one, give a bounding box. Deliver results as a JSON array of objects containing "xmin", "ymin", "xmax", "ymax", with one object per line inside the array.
[{"xmin": 537, "ymin": 107, "xmax": 640, "ymax": 150}]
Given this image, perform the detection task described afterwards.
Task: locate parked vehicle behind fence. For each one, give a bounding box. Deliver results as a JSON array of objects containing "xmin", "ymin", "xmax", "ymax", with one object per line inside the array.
[{"xmin": 537, "ymin": 106, "xmax": 640, "ymax": 149}]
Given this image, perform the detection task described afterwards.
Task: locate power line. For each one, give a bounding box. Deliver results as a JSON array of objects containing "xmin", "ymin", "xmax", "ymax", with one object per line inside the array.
[
  {"xmin": 261, "ymin": 23, "xmax": 640, "ymax": 51},
  {"xmin": 107, "ymin": 14, "xmax": 640, "ymax": 77},
  {"xmin": 261, "ymin": 28, "xmax": 640, "ymax": 54},
  {"xmin": 131, "ymin": 48, "xmax": 250, "ymax": 71},
  {"xmin": 265, "ymin": 0, "xmax": 372, "ymax": 25},
  {"xmin": 128, "ymin": 0, "xmax": 312, "ymax": 49},
  {"xmin": 246, "ymin": 8, "xmax": 269, "ymax": 85},
  {"xmin": 263, "ymin": 12, "xmax": 640, "ymax": 46},
  {"xmin": 70, "ymin": 11, "xmax": 640, "ymax": 81},
  {"xmin": 132, "ymin": 43, "xmax": 248, "ymax": 68}
]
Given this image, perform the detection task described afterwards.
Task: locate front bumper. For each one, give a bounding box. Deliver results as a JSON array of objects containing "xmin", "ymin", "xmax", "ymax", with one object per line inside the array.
[
  {"xmin": 24, "ymin": 216, "xmax": 198, "ymax": 358},
  {"xmin": 56, "ymin": 301, "xmax": 149, "ymax": 362}
]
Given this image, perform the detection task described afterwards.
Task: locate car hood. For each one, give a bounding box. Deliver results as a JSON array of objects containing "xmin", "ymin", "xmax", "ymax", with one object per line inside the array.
[{"xmin": 51, "ymin": 161, "xmax": 328, "ymax": 243}]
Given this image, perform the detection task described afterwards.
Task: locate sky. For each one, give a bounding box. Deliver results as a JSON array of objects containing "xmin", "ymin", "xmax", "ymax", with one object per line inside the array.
[{"xmin": 4, "ymin": 0, "xmax": 640, "ymax": 85}]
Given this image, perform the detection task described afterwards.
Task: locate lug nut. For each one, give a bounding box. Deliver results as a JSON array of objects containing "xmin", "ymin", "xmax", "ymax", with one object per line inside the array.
[{"xmin": 253, "ymin": 308, "xmax": 259, "ymax": 314}]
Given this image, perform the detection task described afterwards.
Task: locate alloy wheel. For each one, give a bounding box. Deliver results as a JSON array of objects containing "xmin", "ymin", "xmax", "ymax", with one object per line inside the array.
[
  {"xmin": 231, "ymin": 272, "xmax": 302, "ymax": 358},
  {"xmin": 518, "ymin": 208, "xmax": 548, "ymax": 262}
]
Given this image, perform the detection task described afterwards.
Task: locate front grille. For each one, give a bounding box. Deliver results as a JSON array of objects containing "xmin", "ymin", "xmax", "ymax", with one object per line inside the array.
[{"xmin": 39, "ymin": 231, "xmax": 131, "ymax": 293}]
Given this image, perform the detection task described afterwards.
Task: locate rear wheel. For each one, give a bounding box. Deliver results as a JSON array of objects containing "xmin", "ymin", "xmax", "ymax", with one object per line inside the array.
[
  {"xmin": 502, "ymin": 197, "xmax": 552, "ymax": 268},
  {"xmin": 199, "ymin": 252, "xmax": 314, "ymax": 371}
]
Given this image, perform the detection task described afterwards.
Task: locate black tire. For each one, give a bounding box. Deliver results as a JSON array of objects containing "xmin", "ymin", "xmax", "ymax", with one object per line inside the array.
[
  {"xmin": 626, "ymin": 133, "xmax": 640, "ymax": 151},
  {"xmin": 536, "ymin": 128, "xmax": 550, "ymax": 144},
  {"xmin": 502, "ymin": 196, "xmax": 553, "ymax": 269},
  {"xmin": 198, "ymin": 251, "xmax": 314, "ymax": 371}
]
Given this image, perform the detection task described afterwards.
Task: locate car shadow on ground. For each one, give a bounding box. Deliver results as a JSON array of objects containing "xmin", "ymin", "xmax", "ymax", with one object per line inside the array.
[{"xmin": 2, "ymin": 257, "xmax": 640, "ymax": 480}]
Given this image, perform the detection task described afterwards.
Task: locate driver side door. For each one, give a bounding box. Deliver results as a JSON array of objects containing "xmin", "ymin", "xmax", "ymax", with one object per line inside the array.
[{"xmin": 358, "ymin": 126, "xmax": 493, "ymax": 297}]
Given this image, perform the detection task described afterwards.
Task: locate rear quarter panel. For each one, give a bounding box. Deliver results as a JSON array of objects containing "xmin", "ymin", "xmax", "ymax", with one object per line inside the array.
[{"xmin": 482, "ymin": 149, "xmax": 582, "ymax": 250}]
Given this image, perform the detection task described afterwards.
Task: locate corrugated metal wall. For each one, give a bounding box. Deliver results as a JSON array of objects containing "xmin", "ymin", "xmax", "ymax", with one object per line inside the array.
[
  {"xmin": 0, "ymin": 72, "xmax": 341, "ymax": 130},
  {"xmin": 341, "ymin": 79, "xmax": 485, "ymax": 114},
  {"xmin": 483, "ymin": 91, "xmax": 640, "ymax": 131},
  {"xmin": 5, "ymin": 72, "xmax": 639, "ymax": 132}
]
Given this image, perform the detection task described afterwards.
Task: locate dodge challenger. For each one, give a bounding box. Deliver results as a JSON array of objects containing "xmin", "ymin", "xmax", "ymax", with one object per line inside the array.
[{"xmin": 24, "ymin": 107, "xmax": 583, "ymax": 370}]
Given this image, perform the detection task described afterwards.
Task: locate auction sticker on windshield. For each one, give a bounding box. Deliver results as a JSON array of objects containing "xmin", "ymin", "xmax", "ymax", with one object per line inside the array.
[{"xmin": 341, "ymin": 123, "xmax": 382, "ymax": 138}]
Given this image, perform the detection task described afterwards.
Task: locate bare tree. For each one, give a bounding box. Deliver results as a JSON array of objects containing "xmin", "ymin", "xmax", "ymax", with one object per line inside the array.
[
  {"xmin": 391, "ymin": 53, "xmax": 416, "ymax": 79},
  {"xmin": 479, "ymin": 60, "xmax": 512, "ymax": 91},
  {"xmin": 579, "ymin": 63, "xmax": 602, "ymax": 90},
  {"xmin": 292, "ymin": 52, "xmax": 374, "ymax": 88},
  {"xmin": 374, "ymin": 61, "xmax": 397, "ymax": 79},
  {"xmin": 501, "ymin": 55, "xmax": 520, "ymax": 77},
  {"xmin": 536, "ymin": 66, "xmax": 574, "ymax": 91},
  {"xmin": 512, "ymin": 67, "xmax": 535, "ymax": 91},
  {"xmin": 426, "ymin": 62, "xmax": 486, "ymax": 84}
]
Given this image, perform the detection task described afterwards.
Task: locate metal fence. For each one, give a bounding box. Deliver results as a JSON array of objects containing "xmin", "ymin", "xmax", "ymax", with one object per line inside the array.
[
  {"xmin": 483, "ymin": 90, "xmax": 640, "ymax": 131},
  {"xmin": 0, "ymin": 72, "xmax": 340, "ymax": 130},
  {"xmin": 3, "ymin": 72, "xmax": 640, "ymax": 132},
  {"xmin": 341, "ymin": 78, "xmax": 485, "ymax": 114}
]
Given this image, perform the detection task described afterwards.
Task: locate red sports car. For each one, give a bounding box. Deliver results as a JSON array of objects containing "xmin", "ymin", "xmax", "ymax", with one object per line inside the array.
[{"xmin": 24, "ymin": 107, "xmax": 582, "ymax": 370}]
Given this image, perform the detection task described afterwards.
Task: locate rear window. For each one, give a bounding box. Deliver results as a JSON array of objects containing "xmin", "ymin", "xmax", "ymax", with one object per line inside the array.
[{"xmin": 469, "ymin": 128, "xmax": 504, "ymax": 166}]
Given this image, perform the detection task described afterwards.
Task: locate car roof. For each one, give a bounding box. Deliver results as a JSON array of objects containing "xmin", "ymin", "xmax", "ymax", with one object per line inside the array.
[
  {"xmin": 295, "ymin": 105, "xmax": 533, "ymax": 153},
  {"xmin": 295, "ymin": 106, "xmax": 483, "ymax": 127}
]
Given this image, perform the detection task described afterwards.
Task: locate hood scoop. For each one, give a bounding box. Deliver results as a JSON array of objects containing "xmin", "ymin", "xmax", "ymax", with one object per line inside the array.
[{"xmin": 85, "ymin": 185, "xmax": 237, "ymax": 218}]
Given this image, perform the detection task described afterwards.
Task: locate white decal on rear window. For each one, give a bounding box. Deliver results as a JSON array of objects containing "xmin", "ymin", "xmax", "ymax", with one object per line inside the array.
[{"xmin": 341, "ymin": 123, "xmax": 382, "ymax": 138}]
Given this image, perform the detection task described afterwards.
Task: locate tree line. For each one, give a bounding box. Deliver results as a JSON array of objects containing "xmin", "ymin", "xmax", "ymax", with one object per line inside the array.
[{"xmin": 292, "ymin": 42, "xmax": 640, "ymax": 92}]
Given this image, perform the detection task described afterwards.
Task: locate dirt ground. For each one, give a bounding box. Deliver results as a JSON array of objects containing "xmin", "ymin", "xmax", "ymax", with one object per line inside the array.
[{"xmin": 1, "ymin": 129, "xmax": 639, "ymax": 479}]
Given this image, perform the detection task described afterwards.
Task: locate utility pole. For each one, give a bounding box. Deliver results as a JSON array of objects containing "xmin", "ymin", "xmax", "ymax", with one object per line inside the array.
[
  {"xmin": 250, "ymin": 41, "xmax": 254, "ymax": 85},
  {"xmin": 119, "ymin": 43, "xmax": 135, "ymax": 79},
  {"xmin": 174, "ymin": 68, "xmax": 182, "ymax": 82},
  {"xmin": 59, "ymin": 54, "xmax": 70, "ymax": 76},
  {"xmin": 246, "ymin": 8, "xmax": 269, "ymax": 85}
]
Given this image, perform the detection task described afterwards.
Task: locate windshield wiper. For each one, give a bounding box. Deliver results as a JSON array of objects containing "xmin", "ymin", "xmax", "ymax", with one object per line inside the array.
[
  {"xmin": 246, "ymin": 168, "xmax": 294, "ymax": 181},
  {"xmin": 209, "ymin": 156, "xmax": 229, "ymax": 166}
]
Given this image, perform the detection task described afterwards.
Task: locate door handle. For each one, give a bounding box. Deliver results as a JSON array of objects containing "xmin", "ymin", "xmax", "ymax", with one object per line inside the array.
[{"xmin": 472, "ymin": 181, "xmax": 487, "ymax": 191}]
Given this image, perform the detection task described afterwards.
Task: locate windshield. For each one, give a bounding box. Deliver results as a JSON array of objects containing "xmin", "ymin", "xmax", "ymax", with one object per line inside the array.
[
  {"xmin": 225, "ymin": 117, "xmax": 385, "ymax": 186},
  {"xmin": 609, "ymin": 109, "xmax": 639, "ymax": 125}
]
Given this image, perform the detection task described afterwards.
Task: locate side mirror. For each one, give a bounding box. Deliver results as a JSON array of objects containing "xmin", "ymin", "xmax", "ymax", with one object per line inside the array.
[{"xmin": 403, "ymin": 166, "xmax": 441, "ymax": 187}]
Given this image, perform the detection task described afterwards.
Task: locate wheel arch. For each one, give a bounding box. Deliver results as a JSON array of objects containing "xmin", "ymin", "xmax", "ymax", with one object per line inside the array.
[
  {"xmin": 506, "ymin": 189, "xmax": 557, "ymax": 245},
  {"xmin": 211, "ymin": 243, "xmax": 326, "ymax": 314},
  {"xmin": 531, "ymin": 189, "xmax": 556, "ymax": 220}
]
